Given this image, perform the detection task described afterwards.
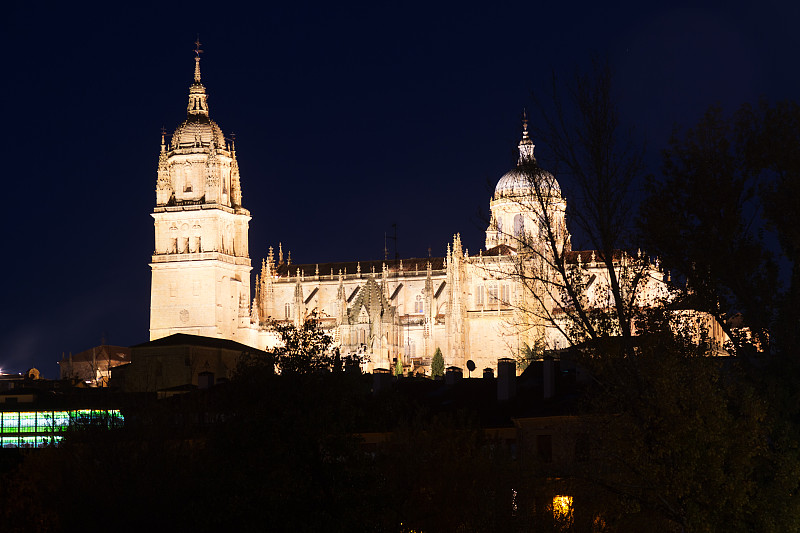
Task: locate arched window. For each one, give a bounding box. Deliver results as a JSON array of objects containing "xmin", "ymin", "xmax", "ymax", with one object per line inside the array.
[
  {"xmin": 284, "ymin": 303, "xmax": 291, "ymax": 319},
  {"xmin": 496, "ymin": 217, "xmax": 504, "ymax": 233},
  {"xmin": 415, "ymin": 295, "xmax": 423, "ymax": 314},
  {"xmin": 514, "ymin": 214, "xmax": 524, "ymax": 237}
]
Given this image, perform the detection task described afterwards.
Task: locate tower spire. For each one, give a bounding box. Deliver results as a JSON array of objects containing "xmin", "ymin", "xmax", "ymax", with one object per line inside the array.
[
  {"xmin": 518, "ymin": 108, "xmax": 535, "ymax": 165},
  {"xmin": 193, "ymin": 36, "xmax": 203, "ymax": 83},
  {"xmin": 187, "ymin": 39, "xmax": 209, "ymax": 116}
]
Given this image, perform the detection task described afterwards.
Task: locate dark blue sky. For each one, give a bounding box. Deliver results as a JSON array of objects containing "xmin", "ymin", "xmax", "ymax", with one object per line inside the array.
[{"xmin": 2, "ymin": 1, "xmax": 798, "ymax": 376}]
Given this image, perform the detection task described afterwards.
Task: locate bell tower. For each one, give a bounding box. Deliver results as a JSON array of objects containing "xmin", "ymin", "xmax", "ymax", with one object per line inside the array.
[{"xmin": 149, "ymin": 43, "xmax": 252, "ymax": 341}]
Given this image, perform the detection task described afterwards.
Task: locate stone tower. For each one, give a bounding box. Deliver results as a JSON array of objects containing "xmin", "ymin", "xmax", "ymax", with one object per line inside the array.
[
  {"xmin": 149, "ymin": 47, "xmax": 252, "ymax": 341},
  {"xmin": 485, "ymin": 111, "xmax": 569, "ymax": 255}
]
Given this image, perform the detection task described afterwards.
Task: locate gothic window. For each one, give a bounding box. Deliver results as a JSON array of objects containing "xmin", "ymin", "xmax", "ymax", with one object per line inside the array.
[
  {"xmin": 496, "ymin": 217, "xmax": 504, "ymax": 234},
  {"xmin": 513, "ymin": 214, "xmax": 524, "ymax": 237},
  {"xmin": 284, "ymin": 303, "xmax": 291, "ymax": 319},
  {"xmin": 475, "ymin": 285, "xmax": 484, "ymax": 307},
  {"xmin": 182, "ymin": 162, "xmax": 191, "ymax": 193},
  {"xmin": 415, "ymin": 295, "xmax": 423, "ymax": 314}
]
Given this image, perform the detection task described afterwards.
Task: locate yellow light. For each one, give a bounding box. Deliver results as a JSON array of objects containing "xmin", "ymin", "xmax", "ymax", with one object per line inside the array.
[{"xmin": 552, "ymin": 495, "xmax": 573, "ymax": 524}]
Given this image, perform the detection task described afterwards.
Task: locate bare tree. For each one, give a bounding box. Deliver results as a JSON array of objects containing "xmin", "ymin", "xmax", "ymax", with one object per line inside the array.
[{"xmin": 482, "ymin": 60, "xmax": 655, "ymax": 361}]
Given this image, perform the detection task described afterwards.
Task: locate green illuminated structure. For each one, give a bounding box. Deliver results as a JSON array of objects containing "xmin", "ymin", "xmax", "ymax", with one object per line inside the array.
[{"xmin": 0, "ymin": 409, "xmax": 123, "ymax": 448}]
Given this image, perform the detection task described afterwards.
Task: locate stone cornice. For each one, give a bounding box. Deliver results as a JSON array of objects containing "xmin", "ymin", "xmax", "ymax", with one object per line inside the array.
[
  {"xmin": 152, "ymin": 204, "xmax": 250, "ymax": 217},
  {"xmin": 151, "ymin": 252, "xmax": 251, "ymax": 266}
]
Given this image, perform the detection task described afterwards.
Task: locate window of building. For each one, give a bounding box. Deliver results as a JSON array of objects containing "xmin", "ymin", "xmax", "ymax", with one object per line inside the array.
[
  {"xmin": 513, "ymin": 214, "xmax": 524, "ymax": 237},
  {"xmin": 19, "ymin": 413, "xmax": 36, "ymax": 433},
  {"xmin": 552, "ymin": 496, "xmax": 573, "ymax": 527},
  {"xmin": 501, "ymin": 284, "xmax": 510, "ymax": 305},
  {"xmin": 284, "ymin": 303, "xmax": 291, "ymax": 319},
  {"xmin": 475, "ymin": 285, "xmax": 484, "ymax": 306},
  {"xmin": 487, "ymin": 282, "xmax": 499, "ymax": 303},
  {"xmin": 415, "ymin": 295, "xmax": 423, "ymax": 314}
]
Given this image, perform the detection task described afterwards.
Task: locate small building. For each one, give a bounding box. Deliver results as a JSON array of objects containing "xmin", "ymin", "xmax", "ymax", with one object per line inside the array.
[
  {"xmin": 59, "ymin": 345, "xmax": 131, "ymax": 387},
  {"xmin": 117, "ymin": 334, "xmax": 271, "ymax": 393}
]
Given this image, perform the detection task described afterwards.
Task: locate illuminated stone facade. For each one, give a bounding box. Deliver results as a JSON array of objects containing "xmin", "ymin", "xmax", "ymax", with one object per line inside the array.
[
  {"xmin": 151, "ymin": 53, "xmax": 722, "ymax": 375},
  {"xmin": 149, "ymin": 53, "xmax": 273, "ymax": 349}
]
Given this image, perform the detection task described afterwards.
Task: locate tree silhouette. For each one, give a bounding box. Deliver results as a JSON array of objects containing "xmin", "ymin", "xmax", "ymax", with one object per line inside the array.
[{"xmin": 431, "ymin": 347, "xmax": 444, "ymax": 377}]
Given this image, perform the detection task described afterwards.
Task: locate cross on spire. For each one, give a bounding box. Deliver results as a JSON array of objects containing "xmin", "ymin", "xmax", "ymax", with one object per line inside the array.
[{"xmin": 193, "ymin": 36, "xmax": 203, "ymax": 83}]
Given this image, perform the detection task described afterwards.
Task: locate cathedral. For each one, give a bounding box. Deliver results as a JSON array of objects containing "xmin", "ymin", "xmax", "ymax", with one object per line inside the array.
[{"xmin": 149, "ymin": 52, "xmax": 715, "ymax": 375}]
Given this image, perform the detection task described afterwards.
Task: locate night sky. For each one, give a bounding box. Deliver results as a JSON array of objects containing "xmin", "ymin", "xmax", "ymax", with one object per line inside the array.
[{"xmin": 2, "ymin": 1, "xmax": 798, "ymax": 377}]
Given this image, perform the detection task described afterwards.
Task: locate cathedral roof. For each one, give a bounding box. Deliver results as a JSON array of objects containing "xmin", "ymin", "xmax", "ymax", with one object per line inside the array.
[
  {"xmin": 171, "ymin": 114, "xmax": 226, "ymax": 150},
  {"xmin": 274, "ymin": 257, "xmax": 446, "ymax": 278},
  {"xmin": 494, "ymin": 112, "xmax": 561, "ymax": 199},
  {"xmin": 494, "ymin": 165, "xmax": 560, "ymax": 199},
  {"xmin": 563, "ymin": 250, "xmax": 623, "ymax": 264},
  {"xmin": 170, "ymin": 50, "xmax": 227, "ymax": 150},
  {"xmin": 484, "ymin": 244, "xmax": 516, "ymax": 256}
]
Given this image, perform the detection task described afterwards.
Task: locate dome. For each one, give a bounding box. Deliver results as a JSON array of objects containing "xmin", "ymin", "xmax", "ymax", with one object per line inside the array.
[
  {"xmin": 494, "ymin": 164, "xmax": 560, "ymax": 199},
  {"xmin": 494, "ymin": 112, "xmax": 560, "ymax": 199},
  {"xmin": 171, "ymin": 114, "xmax": 226, "ymax": 150}
]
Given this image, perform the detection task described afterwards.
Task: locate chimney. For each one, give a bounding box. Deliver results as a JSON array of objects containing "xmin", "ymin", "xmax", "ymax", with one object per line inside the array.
[
  {"xmin": 372, "ymin": 368, "xmax": 392, "ymax": 395},
  {"xmin": 483, "ymin": 367, "xmax": 494, "ymax": 379},
  {"xmin": 497, "ymin": 358, "xmax": 516, "ymax": 401},
  {"xmin": 445, "ymin": 366, "xmax": 463, "ymax": 385}
]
